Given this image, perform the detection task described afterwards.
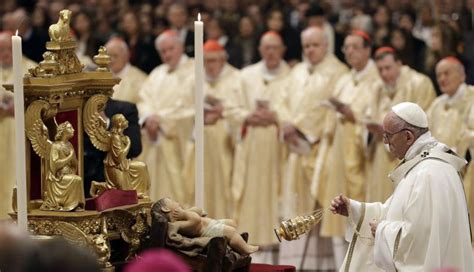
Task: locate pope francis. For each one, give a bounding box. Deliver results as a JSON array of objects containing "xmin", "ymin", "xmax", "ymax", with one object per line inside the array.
[{"xmin": 331, "ymin": 102, "xmax": 473, "ymax": 271}]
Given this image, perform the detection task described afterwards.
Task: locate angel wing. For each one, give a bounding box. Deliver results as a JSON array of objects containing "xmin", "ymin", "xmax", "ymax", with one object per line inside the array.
[
  {"xmin": 83, "ymin": 94, "xmax": 111, "ymax": 152},
  {"xmin": 25, "ymin": 100, "xmax": 54, "ymax": 158},
  {"xmin": 57, "ymin": 221, "xmax": 91, "ymax": 247}
]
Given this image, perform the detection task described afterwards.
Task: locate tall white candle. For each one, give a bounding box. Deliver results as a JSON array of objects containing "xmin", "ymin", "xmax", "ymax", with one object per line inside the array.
[
  {"xmin": 12, "ymin": 31, "xmax": 28, "ymax": 230},
  {"xmin": 194, "ymin": 14, "xmax": 204, "ymax": 209}
]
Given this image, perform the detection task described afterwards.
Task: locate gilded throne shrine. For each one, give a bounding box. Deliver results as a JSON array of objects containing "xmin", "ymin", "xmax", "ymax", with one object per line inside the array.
[{"xmin": 3, "ymin": 9, "xmax": 152, "ymax": 270}]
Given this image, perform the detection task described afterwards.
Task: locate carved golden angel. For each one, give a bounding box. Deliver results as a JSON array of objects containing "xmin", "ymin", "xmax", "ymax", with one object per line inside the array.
[
  {"xmin": 84, "ymin": 95, "xmax": 150, "ymax": 198},
  {"xmin": 57, "ymin": 221, "xmax": 111, "ymax": 268},
  {"xmin": 26, "ymin": 101, "xmax": 85, "ymax": 211}
]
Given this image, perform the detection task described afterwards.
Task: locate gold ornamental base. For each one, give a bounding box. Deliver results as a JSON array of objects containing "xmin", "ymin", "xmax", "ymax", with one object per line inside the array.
[{"xmin": 10, "ymin": 200, "xmax": 151, "ymax": 270}]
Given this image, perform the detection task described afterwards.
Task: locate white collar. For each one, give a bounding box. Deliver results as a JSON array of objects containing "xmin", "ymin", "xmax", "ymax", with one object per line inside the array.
[
  {"xmin": 262, "ymin": 61, "xmax": 282, "ymax": 82},
  {"xmin": 115, "ymin": 63, "xmax": 131, "ymax": 78},
  {"xmin": 206, "ymin": 64, "xmax": 227, "ymax": 83},
  {"xmin": 404, "ymin": 131, "xmax": 438, "ymax": 161},
  {"xmin": 351, "ymin": 59, "xmax": 374, "ymax": 82},
  {"xmin": 168, "ymin": 54, "xmax": 188, "ymax": 72},
  {"xmin": 446, "ymin": 83, "xmax": 466, "ymax": 106}
]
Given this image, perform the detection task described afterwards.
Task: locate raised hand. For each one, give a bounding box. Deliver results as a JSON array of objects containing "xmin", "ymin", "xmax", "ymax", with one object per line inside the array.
[{"xmin": 330, "ymin": 194, "xmax": 350, "ymax": 217}]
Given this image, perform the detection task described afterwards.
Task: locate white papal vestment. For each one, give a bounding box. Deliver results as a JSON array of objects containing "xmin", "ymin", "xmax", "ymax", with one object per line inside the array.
[{"xmin": 341, "ymin": 132, "xmax": 473, "ymax": 271}]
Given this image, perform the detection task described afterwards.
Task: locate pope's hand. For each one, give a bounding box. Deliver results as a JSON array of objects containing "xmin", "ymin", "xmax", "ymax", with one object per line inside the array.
[{"xmin": 330, "ymin": 194, "xmax": 350, "ymax": 217}]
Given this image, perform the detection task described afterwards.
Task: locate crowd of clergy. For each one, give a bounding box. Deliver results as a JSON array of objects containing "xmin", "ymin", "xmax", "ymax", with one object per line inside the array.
[{"xmin": 2, "ymin": 0, "xmax": 474, "ymax": 270}]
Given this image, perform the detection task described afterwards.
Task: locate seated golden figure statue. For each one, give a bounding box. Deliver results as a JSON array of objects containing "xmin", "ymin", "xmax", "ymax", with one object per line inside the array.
[
  {"xmin": 84, "ymin": 95, "xmax": 150, "ymax": 198},
  {"xmin": 156, "ymin": 197, "xmax": 259, "ymax": 255},
  {"xmin": 27, "ymin": 120, "xmax": 85, "ymax": 211},
  {"xmin": 103, "ymin": 114, "xmax": 149, "ymax": 197}
]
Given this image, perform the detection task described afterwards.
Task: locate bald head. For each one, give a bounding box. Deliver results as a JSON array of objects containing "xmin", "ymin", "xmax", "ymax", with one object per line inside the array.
[
  {"xmin": 0, "ymin": 31, "xmax": 14, "ymax": 67},
  {"xmin": 259, "ymin": 32, "xmax": 285, "ymax": 70},
  {"xmin": 105, "ymin": 38, "xmax": 130, "ymax": 74},
  {"xmin": 301, "ymin": 27, "xmax": 328, "ymax": 65},
  {"xmin": 436, "ymin": 58, "xmax": 466, "ymax": 96}
]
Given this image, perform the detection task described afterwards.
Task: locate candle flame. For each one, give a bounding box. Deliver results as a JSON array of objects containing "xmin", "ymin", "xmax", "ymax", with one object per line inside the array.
[
  {"xmin": 15, "ymin": 30, "xmax": 18, "ymax": 36},
  {"xmin": 198, "ymin": 13, "xmax": 201, "ymax": 21}
]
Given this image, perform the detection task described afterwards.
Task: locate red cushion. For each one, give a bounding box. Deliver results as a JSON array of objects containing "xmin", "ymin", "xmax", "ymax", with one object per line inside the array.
[
  {"xmin": 93, "ymin": 189, "xmax": 138, "ymax": 211},
  {"xmin": 250, "ymin": 263, "xmax": 296, "ymax": 272}
]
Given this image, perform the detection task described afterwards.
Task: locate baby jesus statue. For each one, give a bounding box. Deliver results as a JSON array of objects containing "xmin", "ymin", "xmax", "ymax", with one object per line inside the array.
[{"xmin": 157, "ymin": 197, "xmax": 259, "ymax": 255}]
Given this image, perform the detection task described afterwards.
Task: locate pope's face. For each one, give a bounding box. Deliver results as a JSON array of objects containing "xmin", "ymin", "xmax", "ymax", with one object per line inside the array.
[{"xmin": 382, "ymin": 112, "xmax": 413, "ymax": 160}]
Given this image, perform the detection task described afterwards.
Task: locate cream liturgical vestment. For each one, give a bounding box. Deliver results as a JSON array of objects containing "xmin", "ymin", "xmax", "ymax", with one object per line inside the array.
[
  {"xmin": 183, "ymin": 64, "xmax": 243, "ymax": 219},
  {"xmin": 313, "ymin": 60, "xmax": 380, "ymax": 237},
  {"xmin": 232, "ymin": 61, "xmax": 289, "ymax": 246},
  {"xmin": 427, "ymin": 83, "xmax": 474, "ymax": 230},
  {"xmin": 112, "ymin": 63, "xmax": 147, "ymax": 104},
  {"xmin": 366, "ymin": 66, "xmax": 435, "ymax": 202},
  {"xmin": 0, "ymin": 57, "xmax": 36, "ymax": 219},
  {"xmin": 282, "ymin": 54, "xmax": 348, "ymax": 217},
  {"xmin": 137, "ymin": 55, "xmax": 194, "ymax": 205},
  {"xmin": 341, "ymin": 133, "xmax": 473, "ymax": 272}
]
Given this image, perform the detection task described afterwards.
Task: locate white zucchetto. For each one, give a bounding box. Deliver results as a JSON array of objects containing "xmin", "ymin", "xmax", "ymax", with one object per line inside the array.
[{"xmin": 391, "ymin": 102, "xmax": 428, "ymax": 128}]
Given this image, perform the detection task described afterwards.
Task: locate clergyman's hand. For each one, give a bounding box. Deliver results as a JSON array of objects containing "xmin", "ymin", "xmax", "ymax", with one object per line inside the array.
[
  {"xmin": 330, "ymin": 194, "xmax": 350, "ymax": 217},
  {"xmin": 144, "ymin": 115, "xmax": 160, "ymax": 141},
  {"xmin": 369, "ymin": 219, "xmax": 378, "ymax": 237}
]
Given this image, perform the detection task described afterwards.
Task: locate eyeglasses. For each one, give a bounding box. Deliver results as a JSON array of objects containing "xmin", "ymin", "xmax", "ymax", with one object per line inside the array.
[{"xmin": 382, "ymin": 128, "xmax": 410, "ymax": 143}]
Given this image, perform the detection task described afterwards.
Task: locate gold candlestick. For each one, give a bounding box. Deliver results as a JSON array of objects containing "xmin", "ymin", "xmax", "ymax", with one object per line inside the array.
[{"xmin": 274, "ymin": 209, "xmax": 324, "ymax": 242}]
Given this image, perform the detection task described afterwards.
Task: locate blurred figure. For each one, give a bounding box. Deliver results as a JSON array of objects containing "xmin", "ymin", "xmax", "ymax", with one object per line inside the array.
[
  {"xmin": 0, "ymin": 221, "xmax": 34, "ymax": 272},
  {"xmin": 120, "ymin": 9, "xmax": 160, "ymax": 73},
  {"xmin": 124, "ymin": 249, "xmax": 190, "ymax": 272},
  {"xmin": 234, "ymin": 16, "xmax": 259, "ymax": 68},
  {"xmin": 105, "ymin": 38, "xmax": 147, "ymax": 104},
  {"xmin": 313, "ymin": 30, "xmax": 380, "ymax": 268},
  {"xmin": 183, "ymin": 40, "xmax": 242, "ymax": 219},
  {"xmin": 424, "ymin": 22, "xmax": 461, "ymax": 95},
  {"xmin": 365, "ymin": 47, "xmax": 435, "ymax": 203},
  {"xmin": 205, "ymin": 17, "xmax": 241, "ymax": 68},
  {"xmin": 282, "ymin": 26, "xmax": 348, "ymax": 219},
  {"xmin": 167, "ymin": 3, "xmax": 194, "ymax": 57},
  {"xmin": 71, "ymin": 10, "xmax": 99, "ymax": 60},
  {"xmin": 265, "ymin": 9, "xmax": 301, "ymax": 65},
  {"xmin": 137, "ymin": 30, "xmax": 194, "ymax": 205},
  {"xmin": 397, "ymin": 8, "xmax": 427, "ymax": 71},
  {"xmin": 305, "ymin": 3, "xmax": 335, "ymax": 54},
  {"xmin": 5, "ymin": 8, "xmax": 48, "ymax": 63},
  {"xmin": 0, "ymin": 31, "xmax": 36, "ymax": 219},
  {"xmin": 33, "ymin": 237, "xmax": 101, "ymax": 272},
  {"xmin": 427, "ymin": 57, "xmax": 474, "ymax": 230},
  {"xmin": 279, "ymin": 26, "xmax": 348, "ymax": 269},
  {"xmin": 232, "ymin": 31, "xmax": 289, "ymax": 262},
  {"xmin": 372, "ymin": 5, "xmax": 392, "ymax": 48}
]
